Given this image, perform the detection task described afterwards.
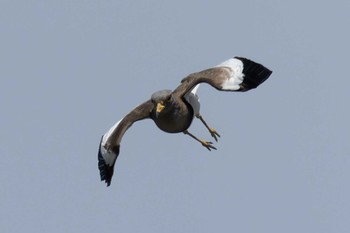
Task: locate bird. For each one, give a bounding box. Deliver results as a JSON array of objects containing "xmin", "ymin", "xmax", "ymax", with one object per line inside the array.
[{"xmin": 98, "ymin": 56, "xmax": 272, "ymax": 186}]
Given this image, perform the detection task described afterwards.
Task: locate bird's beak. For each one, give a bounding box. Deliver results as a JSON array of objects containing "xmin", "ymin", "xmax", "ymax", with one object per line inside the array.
[{"xmin": 156, "ymin": 102, "xmax": 165, "ymax": 115}]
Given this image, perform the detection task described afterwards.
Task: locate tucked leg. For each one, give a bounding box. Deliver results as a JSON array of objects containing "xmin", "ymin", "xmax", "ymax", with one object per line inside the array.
[
  {"xmin": 196, "ymin": 114, "xmax": 221, "ymax": 142},
  {"xmin": 183, "ymin": 130, "xmax": 217, "ymax": 151}
]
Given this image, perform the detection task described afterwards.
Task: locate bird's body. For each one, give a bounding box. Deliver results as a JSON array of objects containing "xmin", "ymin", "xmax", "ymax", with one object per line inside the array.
[
  {"xmin": 152, "ymin": 101, "xmax": 194, "ymax": 133},
  {"xmin": 151, "ymin": 90, "xmax": 197, "ymax": 133},
  {"xmin": 98, "ymin": 56, "xmax": 272, "ymax": 186}
]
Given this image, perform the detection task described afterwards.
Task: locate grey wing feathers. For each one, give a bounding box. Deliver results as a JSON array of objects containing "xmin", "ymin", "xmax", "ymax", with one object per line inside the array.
[{"xmin": 98, "ymin": 100, "xmax": 154, "ymax": 186}]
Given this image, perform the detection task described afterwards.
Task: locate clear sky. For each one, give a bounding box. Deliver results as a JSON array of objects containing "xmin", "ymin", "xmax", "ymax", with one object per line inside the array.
[{"xmin": 1, "ymin": 0, "xmax": 349, "ymax": 232}]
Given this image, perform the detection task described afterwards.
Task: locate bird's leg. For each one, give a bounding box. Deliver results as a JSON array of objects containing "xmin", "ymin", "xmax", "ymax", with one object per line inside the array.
[
  {"xmin": 183, "ymin": 130, "xmax": 217, "ymax": 151},
  {"xmin": 195, "ymin": 114, "xmax": 221, "ymax": 142}
]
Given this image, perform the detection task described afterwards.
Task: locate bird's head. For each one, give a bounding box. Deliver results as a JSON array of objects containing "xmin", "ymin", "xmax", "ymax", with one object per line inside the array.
[{"xmin": 151, "ymin": 90, "xmax": 174, "ymax": 117}]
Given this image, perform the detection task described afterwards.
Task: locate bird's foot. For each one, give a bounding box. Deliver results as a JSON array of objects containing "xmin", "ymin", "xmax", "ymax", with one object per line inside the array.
[
  {"xmin": 183, "ymin": 130, "xmax": 217, "ymax": 151},
  {"xmin": 196, "ymin": 114, "xmax": 221, "ymax": 142},
  {"xmin": 208, "ymin": 128, "xmax": 221, "ymax": 142},
  {"xmin": 199, "ymin": 139, "xmax": 217, "ymax": 151}
]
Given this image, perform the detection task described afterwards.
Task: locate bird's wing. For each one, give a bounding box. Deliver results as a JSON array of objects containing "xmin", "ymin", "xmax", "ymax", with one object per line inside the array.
[
  {"xmin": 173, "ymin": 57, "xmax": 272, "ymax": 98},
  {"xmin": 98, "ymin": 100, "xmax": 154, "ymax": 186},
  {"xmin": 184, "ymin": 85, "xmax": 200, "ymax": 116}
]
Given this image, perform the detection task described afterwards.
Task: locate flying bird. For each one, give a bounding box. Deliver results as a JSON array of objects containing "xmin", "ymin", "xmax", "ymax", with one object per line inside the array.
[{"xmin": 98, "ymin": 56, "xmax": 272, "ymax": 186}]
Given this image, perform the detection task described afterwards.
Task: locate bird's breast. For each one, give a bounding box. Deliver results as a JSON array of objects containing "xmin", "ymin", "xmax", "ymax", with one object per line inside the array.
[{"xmin": 153, "ymin": 104, "xmax": 194, "ymax": 133}]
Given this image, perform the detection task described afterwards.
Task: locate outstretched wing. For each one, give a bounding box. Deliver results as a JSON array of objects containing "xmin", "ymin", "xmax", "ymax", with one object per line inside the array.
[
  {"xmin": 98, "ymin": 100, "xmax": 154, "ymax": 186},
  {"xmin": 173, "ymin": 57, "xmax": 272, "ymax": 97}
]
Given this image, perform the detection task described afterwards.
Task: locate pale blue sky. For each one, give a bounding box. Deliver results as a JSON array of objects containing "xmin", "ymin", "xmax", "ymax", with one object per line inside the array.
[{"xmin": 1, "ymin": 0, "xmax": 349, "ymax": 232}]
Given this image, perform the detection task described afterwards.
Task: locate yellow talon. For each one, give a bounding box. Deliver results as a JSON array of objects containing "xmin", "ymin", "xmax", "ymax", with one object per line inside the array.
[
  {"xmin": 199, "ymin": 139, "xmax": 217, "ymax": 151},
  {"xmin": 209, "ymin": 128, "xmax": 221, "ymax": 142}
]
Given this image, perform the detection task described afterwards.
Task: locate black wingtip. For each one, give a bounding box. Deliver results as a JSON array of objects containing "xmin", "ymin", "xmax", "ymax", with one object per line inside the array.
[
  {"xmin": 234, "ymin": 57, "xmax": 272, "ymax": 91},
  {"xmin": 98, "ymin": 148, "xmax": 113, "ymax": 186},
  {"xmin": 98, "ymin": 137, "xmax": 119, "ymax": 187}
]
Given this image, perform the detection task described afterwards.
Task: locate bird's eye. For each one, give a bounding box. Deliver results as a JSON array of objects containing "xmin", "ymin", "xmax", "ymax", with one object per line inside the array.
[{"xmin": 166, "ymin": 95, "xmax": 172, "ymax": 102}]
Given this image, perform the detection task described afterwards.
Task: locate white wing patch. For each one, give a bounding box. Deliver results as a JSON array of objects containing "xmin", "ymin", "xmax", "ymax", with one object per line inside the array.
[
  {"xmin": 216, "ymin": 58, "xmax": 244, "ymax": 91},
  {"xmin": 100, "ymin": 119, "xmax": 122, "ymax": 166},
  {"xmin": 101, "ymin": 119, "xmax": 121, "ymax": 145},
  {"xmin": 184, "ymin": 84, "xmax": 200, "ymax": 116},
  {"xmin": 191, "ymin": 84, "xmax": 200, "ymax": 95},
  {"xmin": 99, "ymin": 143, "xmax": 117, "ymax": 166}
]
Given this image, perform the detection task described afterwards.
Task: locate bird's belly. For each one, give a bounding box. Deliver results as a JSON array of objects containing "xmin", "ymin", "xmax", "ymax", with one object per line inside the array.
[{"xmin": 154, "ymin": 112, "xmax": 193, "ymax": 133}]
